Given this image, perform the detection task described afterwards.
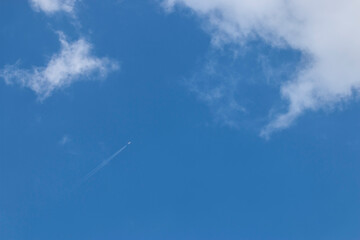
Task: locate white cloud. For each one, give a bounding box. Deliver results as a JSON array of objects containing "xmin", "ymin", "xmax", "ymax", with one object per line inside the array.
[
  {"xmin": 164, "ymin": 0, "xmax": 360, "ymax": 137},
  {"xmin": 0, "ymin": 32, "xmax": 119, "ymax": 100},
  {"xmin": 29, "ymin": 0, "xmax": 77, "ymax": 14}
]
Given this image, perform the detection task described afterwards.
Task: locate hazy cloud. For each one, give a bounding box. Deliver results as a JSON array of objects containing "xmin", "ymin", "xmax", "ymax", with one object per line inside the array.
[{"xmin": 59, "ymin": 135, "xmax": 71, "ymax": 145}]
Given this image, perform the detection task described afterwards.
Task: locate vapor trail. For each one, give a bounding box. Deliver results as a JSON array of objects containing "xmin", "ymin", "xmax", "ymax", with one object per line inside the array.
[{"xmin": 82, "ymin": 142, "xmax": 131, "ymax": 182}]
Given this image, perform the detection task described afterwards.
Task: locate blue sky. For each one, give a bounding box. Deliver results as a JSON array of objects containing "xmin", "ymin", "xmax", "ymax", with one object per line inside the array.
[{"xmin": 1, "ymin": 1, "xmax": 360, "ymax": 239}]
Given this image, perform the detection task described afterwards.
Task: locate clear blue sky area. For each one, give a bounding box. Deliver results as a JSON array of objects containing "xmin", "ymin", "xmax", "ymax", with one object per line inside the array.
[{"xmin": 1, "ymin": 1, "xmax": 360, "ymax": 240}]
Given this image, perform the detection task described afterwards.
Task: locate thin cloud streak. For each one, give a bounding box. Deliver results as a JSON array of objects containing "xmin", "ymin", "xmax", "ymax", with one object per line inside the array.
[{"xmin": 82, "ymin": 142, "xmax": 131, "ymax": 183}]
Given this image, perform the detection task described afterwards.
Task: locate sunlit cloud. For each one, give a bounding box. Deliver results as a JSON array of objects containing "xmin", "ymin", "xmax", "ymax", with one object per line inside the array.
[{"xmin": 164, "ymin": 0, "xmax": 360, "ymax": 137}]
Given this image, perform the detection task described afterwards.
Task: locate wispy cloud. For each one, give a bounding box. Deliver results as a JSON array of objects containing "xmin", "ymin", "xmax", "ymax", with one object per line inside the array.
[
  {"xmin": 164, "ymin": 0, "xmax": 360, "ymax": 137},
  {"xmin": 0, "ymin": 32, "xmax": 119, "ymax": 100},
  {"xmin": 29, "ymin": 0, "xmax": 77, "ymax": 14},
  {"xmin": 187, "ymin": 56, "xmax": 247, "ymax": 128}
]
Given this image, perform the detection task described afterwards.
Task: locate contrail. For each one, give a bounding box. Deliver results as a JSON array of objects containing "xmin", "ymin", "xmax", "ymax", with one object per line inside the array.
[{"xmin": 82, "ymin": 141, "xmax": 131, "ymax": 183}]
